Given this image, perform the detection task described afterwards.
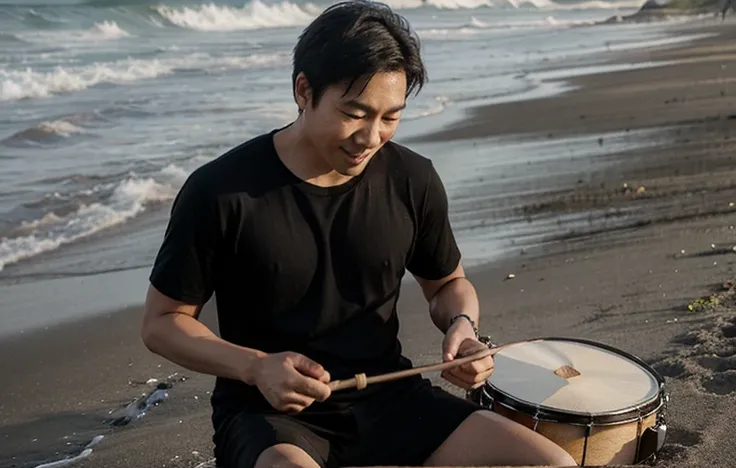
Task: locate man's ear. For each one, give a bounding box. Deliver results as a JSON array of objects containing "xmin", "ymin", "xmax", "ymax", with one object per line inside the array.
[{"xmin": 294, "ymin": 72, "xmax": 312, "ymax": 113}]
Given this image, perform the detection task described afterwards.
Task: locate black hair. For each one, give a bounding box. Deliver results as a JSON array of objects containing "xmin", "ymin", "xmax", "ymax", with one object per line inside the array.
[{"xmin": 292, "ymin": 0, "xmax": 427, "ymax": 109}]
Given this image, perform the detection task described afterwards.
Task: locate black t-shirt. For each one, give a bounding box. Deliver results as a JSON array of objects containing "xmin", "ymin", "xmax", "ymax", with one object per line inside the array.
[{"xmin": 149, "ymin": 129, "xmax": 461, "ymax": 415}]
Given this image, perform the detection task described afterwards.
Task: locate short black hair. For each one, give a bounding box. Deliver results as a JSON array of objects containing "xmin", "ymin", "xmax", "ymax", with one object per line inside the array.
[{"xmin": 292, "ymin": 0, "xmax": 427, "ymax": 108}]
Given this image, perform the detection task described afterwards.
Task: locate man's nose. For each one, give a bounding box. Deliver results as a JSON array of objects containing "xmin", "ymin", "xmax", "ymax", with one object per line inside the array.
[{"xmin": 354, "ymin": 120, "xmax": 381, "ymax": 149}]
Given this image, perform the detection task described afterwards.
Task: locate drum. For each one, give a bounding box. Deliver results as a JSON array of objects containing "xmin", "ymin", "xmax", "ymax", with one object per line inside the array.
[{"xmin": 468, "ymin": 337, "xmax": 668, "ymax": 466}]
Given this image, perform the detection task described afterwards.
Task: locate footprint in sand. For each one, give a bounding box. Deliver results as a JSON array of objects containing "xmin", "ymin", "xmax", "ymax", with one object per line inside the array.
[
  {"xmin": 652, "ymin": 360, "xmax": 688, "ymax": 379},
  {"xmin": 690, "ymin": 318, "xmax": 736, "ymax": 395},
  {"xmin": 658, "ymin": 428, "xmax": 703, "ymax": 461},
  {"xmin": 673, "ymin": 331, "xmax": 700, "ymax": 347},
  {"xmin": 667, "ymin": 428, "xmax": 702, "ymax": 447},
  {"xmin": 696, "ymin": 355, "xmax": 736, "ymax": 372},
  {"xmin": 721, "ymin": 323, "xmax": 736, "ymax": 339},
  {"xmin": 650, "ymin": 305, "xmax": 735, "ymax": 463},
  {"xmin": 701, "ymin": 372, "xmax": 736, "ymax": 395},
  {"xmin": 658, "ymin": 313, "xmax": 736, "ymax": 395}
]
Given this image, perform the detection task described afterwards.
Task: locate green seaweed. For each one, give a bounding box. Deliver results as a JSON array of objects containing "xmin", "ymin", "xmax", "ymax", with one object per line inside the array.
[{"xmin": 688, "ymin": 295, "xmax": 721, "ymax": 312}]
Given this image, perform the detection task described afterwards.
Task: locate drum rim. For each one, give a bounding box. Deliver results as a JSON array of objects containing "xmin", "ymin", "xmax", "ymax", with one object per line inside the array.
[{"xmin": 481, "ymin": 336, "xmax": 666, "ymax": 425}]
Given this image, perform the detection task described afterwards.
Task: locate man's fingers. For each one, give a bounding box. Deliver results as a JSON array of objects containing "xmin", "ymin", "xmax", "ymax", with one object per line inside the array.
[
  {"xmin": 443, "ymin": 368, "xmax": 493, "ymax": 389},
  {"xmin": 448, "ymin": 362, "xmax": 494, "ymax": 386},
  {"xmin": 272, "ymin": 392, "xmax": 314, "ymax": 414},
  {"xmin": 441, "ymin": 369, "xmax": 488, "ymax": 390},
  {"xmin": 281, "ymin": 404, "xmax": 305, "ymax": 415},
  {"xmin": 291, "ymin": 354, "xmax": 330, "ymax": 382},
  {"xmin": 442, "ymin": 335, "xmax": 462, "ymax": 362},
  {"xmin": 290, "ymin": 373, "xmax": 332, "ymax": 402},
  {"xmin": 283, "ymin": 392, "xmax": 314, "ymax": 407},
  {"xmin": 318, "ymin": 371, "xmax": 331, "ymax": 384},
  {"xmin": 457, "ymin": 339, "xmax": 489, "ymax": 357},
  {"xmin": 448, "ymin": 368, "xmax": 486, "ymax": 386},
  {"xmin": 461, "ymin": 356, "xmax": 494, "ymax": 374},
  {"xmin": 441, "ymin": 370, "xmax": 468, "ymax": 388}
]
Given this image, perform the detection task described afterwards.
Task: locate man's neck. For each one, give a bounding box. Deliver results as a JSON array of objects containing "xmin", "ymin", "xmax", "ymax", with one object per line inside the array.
[{"xmin": 274, "ymin": 122, "xmax": 354, "ymax": 188}]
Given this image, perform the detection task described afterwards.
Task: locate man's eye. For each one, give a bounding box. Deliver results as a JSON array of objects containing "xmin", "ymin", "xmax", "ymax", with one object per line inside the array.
[
  {"xmin": 342, "ymin": 111, "xmax": 363, "ymax": 119},
  {"xmin": 383, "ymin": 116, "xmax": 399, "ymax": 122}
]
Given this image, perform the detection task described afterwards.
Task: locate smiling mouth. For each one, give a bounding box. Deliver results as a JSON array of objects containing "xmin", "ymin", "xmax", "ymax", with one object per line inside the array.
[{"xmin": 341, "ymin": 147, "xmax": 368, "ymax": 162}]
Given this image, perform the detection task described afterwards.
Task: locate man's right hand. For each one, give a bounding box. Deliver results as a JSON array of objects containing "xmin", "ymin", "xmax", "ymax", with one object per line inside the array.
[{"xmin": 251, "ymin": 352, "xmax": 332, "ymax": 413}]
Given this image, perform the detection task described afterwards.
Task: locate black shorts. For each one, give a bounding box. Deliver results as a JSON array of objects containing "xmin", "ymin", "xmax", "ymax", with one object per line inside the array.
[{"xmin": 212, "ymin": 376, "xmax": 481, "ymax": 468}]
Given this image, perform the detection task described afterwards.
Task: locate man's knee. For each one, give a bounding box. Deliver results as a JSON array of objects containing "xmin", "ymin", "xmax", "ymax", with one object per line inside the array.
[
  {"xmin": 254, "ymin": 444, "xmax": 321, "ymax": 468},
  {"xmin": 476, "ymin": 410, "xmax": 577, "ymax": 466},
  {"xmin": 429, "ymin": 409, "xmax": 576, "ymax": 467},
  {"xmin": 550, "ymin": 451, "xmax": 577, "ymax": 467}
]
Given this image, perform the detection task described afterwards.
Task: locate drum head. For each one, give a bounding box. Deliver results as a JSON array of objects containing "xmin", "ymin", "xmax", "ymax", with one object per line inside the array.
[{"xmin": 486, "ymin": 338, "xmax": 662, "ymax": 422}]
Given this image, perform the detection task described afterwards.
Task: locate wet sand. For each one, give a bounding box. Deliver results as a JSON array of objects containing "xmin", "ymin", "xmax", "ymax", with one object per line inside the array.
[{"xmin": 2, "ymin": 20, "xmax": 736, "ymax": 468}]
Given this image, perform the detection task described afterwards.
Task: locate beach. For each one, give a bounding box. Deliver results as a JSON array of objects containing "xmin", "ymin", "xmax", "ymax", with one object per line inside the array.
[{"xmin": 2, "ymin": 15, "xmax": 736, "ymax": 468}]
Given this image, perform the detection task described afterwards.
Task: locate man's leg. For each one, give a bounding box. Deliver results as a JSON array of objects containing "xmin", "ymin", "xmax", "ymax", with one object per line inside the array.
[
  {"xmin": 255, "ymin": 444, "xmax": 321, "ymax": 468},
  {"xmin": 213, "ymin": 412, "xmax": 331, "ymax": 468},
  {"xmin": 423, "ymin": 410, "xmax": 576, "ymax": 467},
  {"xmin": 339, "ymin": 377, "xmax": 574, "ymax": 467}
]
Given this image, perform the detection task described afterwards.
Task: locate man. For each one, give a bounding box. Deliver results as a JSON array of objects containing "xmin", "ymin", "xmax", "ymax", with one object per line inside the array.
[{"xmin": 141, "ymin": 1, "xmax": 576, "ymax": 467}]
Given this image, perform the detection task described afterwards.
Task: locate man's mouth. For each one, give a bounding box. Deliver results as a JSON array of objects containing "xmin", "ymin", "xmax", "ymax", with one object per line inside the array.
[{"xmin": 341, "ymin": 147, "xmax": 368, "ymax": 164}]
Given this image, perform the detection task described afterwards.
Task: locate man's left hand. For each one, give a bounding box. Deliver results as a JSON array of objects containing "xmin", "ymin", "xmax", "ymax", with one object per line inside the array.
[{"xmin": 440, "ymin": 318, "xmax": 494, "ymax": 389}]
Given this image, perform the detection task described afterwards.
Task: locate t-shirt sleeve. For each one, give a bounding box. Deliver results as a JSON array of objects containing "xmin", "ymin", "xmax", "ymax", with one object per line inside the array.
[
  {"xmin": 406, "ymin": 162, "xmax": 461, "ymax": 280},
  {"xmin": 149, "ymin": 172, "xmax": 221, "ymax": 305}
]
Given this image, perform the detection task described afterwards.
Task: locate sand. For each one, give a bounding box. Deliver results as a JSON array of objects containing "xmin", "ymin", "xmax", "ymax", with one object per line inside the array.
[{"xmin": 2, "ymin": 19, "xmax": 736, "ymax": 468}]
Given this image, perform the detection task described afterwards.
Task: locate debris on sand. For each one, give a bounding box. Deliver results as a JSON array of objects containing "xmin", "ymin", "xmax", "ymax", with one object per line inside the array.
[
  {"xmin": 33, "ymin": 435, "xmax": 104, "ymax": 468},
  {"xmin": 105, "ymin": 382, "xmax": 170, "ymax": 427},
  {"xmin": 688, "ymin": 281, "xmax": 736, "ymax": 313}
]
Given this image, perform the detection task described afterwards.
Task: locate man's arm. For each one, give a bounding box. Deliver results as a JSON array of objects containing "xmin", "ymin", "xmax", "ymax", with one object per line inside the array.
[
  {"xmin": 404, "ymin": 158, "xmax": 491, "ymax": 386},
  {"xmin": 414, "ymin": 263, "xmax": 479, "ymax": 337},
  {"xmin": 141, "ymin": 285, "xmax": 265, "ymax": 384},
  {"xmin": 141, "ymin": 285, "xmax": 332, "ymax": 412},
  {"xmin": 414, "ymin": 263, "xmax": 491, "ymax": 388}
]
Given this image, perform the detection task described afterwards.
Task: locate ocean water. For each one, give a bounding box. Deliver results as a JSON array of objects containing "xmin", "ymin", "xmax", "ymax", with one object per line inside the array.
[{"xmin": 0, "ymin": 0, "xmax": 711, "ymax": 289}]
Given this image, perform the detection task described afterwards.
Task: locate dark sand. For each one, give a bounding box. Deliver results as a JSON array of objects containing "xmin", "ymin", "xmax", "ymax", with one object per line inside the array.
[{"xmin": 3, "ymin": 20, "xmax": 736, "ymax": 468}]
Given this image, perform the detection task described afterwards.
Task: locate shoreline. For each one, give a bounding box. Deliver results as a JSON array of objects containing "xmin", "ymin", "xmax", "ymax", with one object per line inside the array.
[
  {"xmin": 407, "ymin": 19, "xmax": 736, "ymax": 268},
  {"xmin": 407, "ymin": 21, "xmax": 736, "ymax": 142},
  {"xmin": 2, "ymin": 19, "xmax": 736, "ymax": 468},
  {"xmin": 0, "ymin": 16, "xmax": 720, "ymax": 285}
]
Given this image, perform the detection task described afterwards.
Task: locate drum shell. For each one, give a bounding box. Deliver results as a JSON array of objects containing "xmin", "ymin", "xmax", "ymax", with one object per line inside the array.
[{"xmin": 487, "ymin": 398, "xmax": 659, "ymax": 466}]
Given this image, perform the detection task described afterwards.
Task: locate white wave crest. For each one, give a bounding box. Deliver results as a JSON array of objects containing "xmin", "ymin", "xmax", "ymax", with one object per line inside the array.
[
  {"xmin": 494, "ymin": 15, "xmax": 596, "ymax": 28},
  {"xmin": 425, "ymin": 0, "xmax": 493, "ymax": 8},
  {"xmin": 1, "ymin": 60, "xmax": 169, "ymax": 101},
  {"xmin": 404, "ymin": 95, "xmax": 450, "ymax": 120},
  {"xmin": 467, "ymin": 16, "xmax": 489, "ymax": 27},
  {"xmin": 0, "ymin": 176, "xmax": 177, "ymax": 271},
  {"xmin": 154, "ymin": 0, "xmax": 321, "ymax": 32},
  {"xmin": 385, "ymin": 0, "xmax": 492, "ymax": 8},
  {"xmin": 506, "ymin": 0, "xmax": 644, "ymax": 9},
  {"xmin": 159, "ymin": 163, "xmax": 189, "ymax": 186},
  {"xmin": 2, "ymin": 119, "xmax": 86, "ymax": 147},
  {"xmin": 17, "ymin": 21, "xmax": 130, "ymax": 44},
  {"xmin": 418, "ymin": 27, "xmax": 481, "ymax": 39},
  {"xmin": 91, "ymin": 20, "xmax": 131, "ymax": 39},
  {"xmin": 38, "ymin": 120, "xmax": 86, "ymax": 137},
  {"xmin": 418, "ymin": 14, "xmax": 592, "ymax": 38},
  {"xmin": 0, "ymin": 52, "xmax": 286, "ymax": 101},
  {"xmin": 390, "ymin": 0, "xmax": 642, "ymax": 8},
  {"xmin": 20, "ymin": 212, "xmax": 64, "ymax": 230}
]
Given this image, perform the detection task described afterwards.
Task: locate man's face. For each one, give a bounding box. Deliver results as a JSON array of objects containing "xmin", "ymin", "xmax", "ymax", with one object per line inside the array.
[{"xmin": 297, "ymin": 71, "xmax": 407, "ymax": 177}]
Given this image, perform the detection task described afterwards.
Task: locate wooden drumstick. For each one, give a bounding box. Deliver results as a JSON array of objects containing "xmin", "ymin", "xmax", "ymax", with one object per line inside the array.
[{"xmin": 328, "ymin": 339, "xmax": 535, "ymax": 392}]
